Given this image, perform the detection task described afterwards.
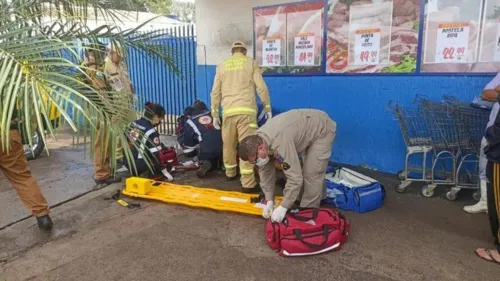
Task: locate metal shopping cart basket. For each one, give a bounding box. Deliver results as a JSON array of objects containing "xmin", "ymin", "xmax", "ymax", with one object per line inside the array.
[
  {"xmin": 388, "ymin": 100, "xmax": 433, "ymax": 193},
  {"xmin": 441, "ymin": 96, "xmax": 490, "ymax": 200},
  {"xmin": 417, "ymin": 97, "xmax": 463, "ymax": 198}
]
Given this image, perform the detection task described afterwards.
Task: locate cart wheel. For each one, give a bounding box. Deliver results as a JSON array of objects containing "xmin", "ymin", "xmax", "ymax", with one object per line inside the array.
[
  {"xmin": 446, "ymin": 191, "xmax": 458, "ymax": 201},
  {"xmin": 473, "ymin": 191, "xmax": 481, "ymax": 201},
  {"xmin": 396, "ymin": 184, "xmax": 407, "ymax": 193},
  {"xmin": 421, "ymin": 186, "xmax": 435, "ymax": 198},
  {"xmin": 397, "ymin": 170, "xmax": 406, "ymax": 180}
]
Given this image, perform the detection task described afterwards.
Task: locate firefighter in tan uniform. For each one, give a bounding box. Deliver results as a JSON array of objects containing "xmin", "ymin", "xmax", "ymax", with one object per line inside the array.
[
  {"xmin": 104, "ymin": 42, "xmax": 137, "ymax": 166},
  {"xmin": 82, "ymin": 46, "xmax": 121, "ymax": 186},
  {"xmin": 210, "ymin": 41, "xmax": 272, "ymax": 193},
  {"xmin": 239, "ymin": 109, "xmax": 337, "ymax": 222},
  {"xmin": 0, "ymin": 114, "xmax": 53, "ymax": 231}
]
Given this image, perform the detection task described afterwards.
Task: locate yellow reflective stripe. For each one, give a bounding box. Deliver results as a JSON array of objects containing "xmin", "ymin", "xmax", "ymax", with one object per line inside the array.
[
  {"xmin": 264, "ymin": 104, "xmax": 271, "ymax": 109},
  {"xmin": 249, "ymin": 123, "xmax": 258, "ymax": 129},
  {"xmin": 240, "ymin": 168, "xmax": 254, "ymax": 175},
  {"xmin": 224, "ymin": 163, "xmax": 237, "ymax": 169},
  {"xmin": 223, "ymin": 107, "xmax": 257, "ymax": 116}
]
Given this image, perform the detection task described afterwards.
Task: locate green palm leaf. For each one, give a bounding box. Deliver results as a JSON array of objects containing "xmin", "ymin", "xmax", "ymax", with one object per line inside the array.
[{"xmin": 0, "ymin": 0, "xmax": 178, "ymax": 175}]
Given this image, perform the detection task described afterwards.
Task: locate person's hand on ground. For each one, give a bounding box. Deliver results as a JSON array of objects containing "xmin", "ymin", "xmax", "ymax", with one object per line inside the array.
[
  {"xmin": 263, "ymin": 200, "xmax": 274, "ymax": 219},
  {"xmin": 213, "ymin": 117, "xmax": 221, "ymax": 130},
  {"xmin": 271, "ymin": 206, "xmax": 287, "ymax": 223}
]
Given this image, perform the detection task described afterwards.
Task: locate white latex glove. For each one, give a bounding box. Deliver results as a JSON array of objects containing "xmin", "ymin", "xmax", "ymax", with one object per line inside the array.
[
  {"xmin": 271, "ymin": 206, "xmax": 288, "ymax": 223},
  {"xmin": 213, "ymin": 117, "xmax": 221, "ymax": 130},
  {"xmin": 266, "ymin": 112, "xmax": 273, "ymax": 120},
  {"xmin": 263, "ymin": 200, "xmax": 274, "ymax": 219}
]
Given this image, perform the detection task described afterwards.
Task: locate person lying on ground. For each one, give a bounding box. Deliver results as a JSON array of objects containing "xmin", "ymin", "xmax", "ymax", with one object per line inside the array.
[
  {"xmin": 238, "ymin": 109, "xmax": 337, "ymax": 223},
  {"xmin": 124, "ymin": 102, "xmax": 171, "ymax": 179},
  {"xmin": 476, "ymin": 95, "xmax": 500, "ymax": 264}
]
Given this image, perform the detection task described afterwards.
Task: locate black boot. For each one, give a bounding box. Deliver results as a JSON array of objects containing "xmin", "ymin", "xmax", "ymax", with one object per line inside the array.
[
  {"xmin": 226, "ymin": 175, "xmax": 238, "ymax": 181},
  {"xmin": 37, "ymin": 215, "xmax": 53, "ymax": 231},
  {"xmin": 242, "ymin": 184, "xmax": 262, "ymax": 194},
  {"xmin": 196, "ymin": 161, "xmax": 212, "ymax": 178},
  {"xmin": 95, "ymin": 177, "xmax": 122, "ymax": 185}
]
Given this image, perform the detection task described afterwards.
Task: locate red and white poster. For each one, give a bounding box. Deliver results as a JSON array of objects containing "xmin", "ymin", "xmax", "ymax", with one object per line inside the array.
[
  {"xmin": 353, "ymin": 28, "xmax": 381, "ymax": 65},
  {"xmin": 262, "ymin": 36, "xmax": 282, "ymax": 67},
  {"xmin": 294, "ymin": 33, "xmax": 316, "ymax": 66},
  {"xmin": 435, "ymin": 23, "xmax": 470, "ymax": 63}
]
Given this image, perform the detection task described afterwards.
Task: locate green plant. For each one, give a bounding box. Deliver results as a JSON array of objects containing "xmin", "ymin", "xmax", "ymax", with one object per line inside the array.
[
  {"xmin": 383, "ymin": 55, "xmax": 417, "ymax": 73},
  {"xmin": 0, "ymin": 0, "xmax": 176, "ymax": 173}
]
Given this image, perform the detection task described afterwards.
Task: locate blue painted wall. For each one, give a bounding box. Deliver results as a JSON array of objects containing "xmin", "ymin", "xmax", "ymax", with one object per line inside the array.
[{"xmin": 196, "ymin": 64, "xmax": 494, "ymax": 174}]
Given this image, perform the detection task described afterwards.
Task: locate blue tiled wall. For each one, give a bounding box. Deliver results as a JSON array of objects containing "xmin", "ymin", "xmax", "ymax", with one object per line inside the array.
[{"xmin": 197, "ymin": 64, "xmax": 494, "ymax": 174}]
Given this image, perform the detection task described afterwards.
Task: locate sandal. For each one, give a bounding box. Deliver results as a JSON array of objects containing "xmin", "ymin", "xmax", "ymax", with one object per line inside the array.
[{"xmin": 476, "ymin": 248, "xmax": 500, "ymax": 263}]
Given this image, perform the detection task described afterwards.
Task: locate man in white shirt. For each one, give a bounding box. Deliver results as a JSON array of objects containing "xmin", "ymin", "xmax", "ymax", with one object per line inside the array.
[{"xmin": 464, "ymin": 74, "xmax": 500, "ymax": 214}]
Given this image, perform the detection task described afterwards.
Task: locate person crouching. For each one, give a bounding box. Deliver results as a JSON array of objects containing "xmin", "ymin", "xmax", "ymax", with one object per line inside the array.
[
  {"xmin": 125, "ymin": 102, "xmax": 170, "ymax": 179},
  {"xmin": 182, "ymin": 101, "xmax": 223, "ymax": 178}
]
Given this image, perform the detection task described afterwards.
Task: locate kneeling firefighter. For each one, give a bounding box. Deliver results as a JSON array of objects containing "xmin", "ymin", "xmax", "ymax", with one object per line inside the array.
[
  {"xmin": 182, "ymin": 101, "xmax": 223, "ymax": 178},
  {"xmin": 125, "ymin": 102, "xmax": 173, "ymax": 180}
]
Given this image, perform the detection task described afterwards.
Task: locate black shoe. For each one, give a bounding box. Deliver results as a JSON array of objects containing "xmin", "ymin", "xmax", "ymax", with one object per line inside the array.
[
  {"xmin": 37, "ymin": 215, "xmax": 53, "ymax": 232},
  {"xmin": 95, "ymin": 177, "xmax": 122, "ymax": 185},
  {"xmin": 226, "ymin": 175, "xmax": 238, "ymax": 181},
  {"xmin": 196, "ymin": 161, "xmax": 212, "ymax": 178},
  {"xmin": 242, "ymin": 185, "xmax": 262, "ymax": 194}
]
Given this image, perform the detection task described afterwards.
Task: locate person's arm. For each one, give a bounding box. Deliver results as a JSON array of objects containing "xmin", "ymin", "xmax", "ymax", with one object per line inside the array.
[
  {"xmin": 259, "ymin": 158, "xmax": 277, "ymax": 202},
  {"xmin": 486, "ymin": 104, "xmax": 500, "ymax": 146},
  {"xmin": 481, "ymin": 89, "xmax": 498, "ymax": 101},
  {"xmin": 183, "ymin": 119, "xmax": 200, "ymax": 148},
  {"xmin": 210, "ymin": 66, "xmax": 222, "ymax": 117},
  {"xmin": 481, "ymin": 74, "xmax": 500, "ymax": 101},
  {"xmin": 252, "ymin": 60, "xmax": 272, "ymax": 113},
  {"xmin": 276, "ymin": 137, "xmax": 303, "ymax": 209}
]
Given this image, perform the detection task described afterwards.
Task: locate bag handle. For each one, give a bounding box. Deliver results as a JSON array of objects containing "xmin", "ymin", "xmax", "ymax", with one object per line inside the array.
[
  {"xmin": 289, "ymin": 208, "xmax": 319, "ymax": 221},
  {"xmin": 293, "ymin": 226, "xmax": 330, "ymax": 249}
]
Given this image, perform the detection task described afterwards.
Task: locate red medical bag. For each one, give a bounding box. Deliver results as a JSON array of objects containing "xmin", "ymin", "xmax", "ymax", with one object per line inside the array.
[
  {"xmin": 158, "ymin": 147, "xmax": 178, "ymax": 169},
  {"xmin": 265, "ymin": 208, "xmax": 350, "ymax": 257}
]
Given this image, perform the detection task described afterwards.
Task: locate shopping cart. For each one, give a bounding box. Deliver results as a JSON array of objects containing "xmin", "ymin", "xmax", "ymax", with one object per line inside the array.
[
  {"xmin": 388, "ymin": 100, "xmax": 433, "ymax": 193},
  {"xmin": 417, "ymin": 97, "xmax": 462, "ymax": 198},
  {"xmin": 441, "ymin": 96, "xmax": 490, "ymax": 200}
]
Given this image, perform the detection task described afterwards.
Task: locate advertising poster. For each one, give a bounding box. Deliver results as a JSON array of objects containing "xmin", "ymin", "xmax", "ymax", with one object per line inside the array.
[
  {"xmin": 421, "ymin": 0, "xmax": 494, "ymax": 73},
  {"xmin": 494, "ymin": 18, "xmax": 500, "ymax": 62},
  {"xmin": 254, "ymin": 0, "xmax": 325, "ymax": 74},
  {"xmin": 434, "ymin": 23, "xmax": 469, "ymax": 63},
  {"xmin": 326, "ymin": 0, "xmax": 418, "ymax": 74},
  {"xmin": 262, "ymin": 36, "xmax": 282, "ymax": 67},
  {"xmin": 353, "ymin": 28, "xmax": 381, "ymax": 65},
  {"xmin": 294, "ymin": 33, "xmax": 316, "ymax": 66},
  {"xmin": 477, "ymin": 0, "xmax": 500, "ymax": 71},
  {"xmin": 254, "ymin": 6, "xmax": 286, "ymax": 69}
]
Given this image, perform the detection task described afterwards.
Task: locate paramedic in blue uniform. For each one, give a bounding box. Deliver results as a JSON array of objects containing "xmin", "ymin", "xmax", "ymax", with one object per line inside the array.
[
  {"xmin": 182, "ymin": 101, "xmax": 223, "ymax": 178},
  {"xmin": 125, "ymin": 102, "xmax": 171, "ymax": 179}
]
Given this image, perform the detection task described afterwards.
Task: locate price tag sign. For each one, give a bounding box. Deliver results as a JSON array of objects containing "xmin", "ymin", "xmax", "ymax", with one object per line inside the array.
[
  {"xmin": 494, "ymin": 19, "xmax": 500, "ymax": 62},
  {"xmin": 294, "ymin": 33, "xmax": 315, "ymax": 66},
  {"xmin": 353, "ymin": 28, "xmax": 381, "ymax": 65},
  {"xmin": 262, "ymin": 36, "xmax": 281, "ymax": 67},
  {"xmin": 435, "ymin": 23, "xmax": 469, "ymax": 63}
]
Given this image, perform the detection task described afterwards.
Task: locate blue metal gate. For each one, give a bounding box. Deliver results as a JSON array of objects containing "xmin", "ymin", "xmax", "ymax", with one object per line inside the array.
[{"xmin": 127, "ymin": 25, "xmax": 197, "ymax": 135}]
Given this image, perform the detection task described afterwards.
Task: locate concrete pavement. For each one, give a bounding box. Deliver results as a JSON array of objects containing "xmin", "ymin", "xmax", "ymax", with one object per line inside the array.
[{"xmin": 1, "ymin": 135, "xmax": 500, "ymax": 281}]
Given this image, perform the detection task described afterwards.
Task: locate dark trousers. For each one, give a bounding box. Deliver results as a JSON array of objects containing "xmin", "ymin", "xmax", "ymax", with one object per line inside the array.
[{"xmin": 486, "ymin": 161, "xmax": 500, "ymax": 250}]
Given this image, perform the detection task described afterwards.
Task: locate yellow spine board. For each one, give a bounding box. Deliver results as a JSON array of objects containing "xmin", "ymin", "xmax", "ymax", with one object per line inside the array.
[{"xmin": 124, "ymin": 177, "xmax": 283, "ymax": 216}]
